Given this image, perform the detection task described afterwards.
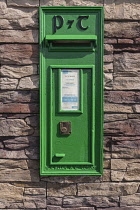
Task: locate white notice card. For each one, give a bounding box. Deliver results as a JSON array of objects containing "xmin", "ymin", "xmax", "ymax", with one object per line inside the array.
[{"xmin": 61, "ymin": 69, "xmax": 79, "ymax": 111}]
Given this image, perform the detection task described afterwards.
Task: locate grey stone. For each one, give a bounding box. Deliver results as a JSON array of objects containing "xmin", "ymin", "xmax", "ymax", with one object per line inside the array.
[
  {"xmin": 63, "ymin": 196, "xmax": 119, "ymax": 208},
  {"xmin": 0, "ymin": 183, "xmax": 24, "ymax": 207},
  {"xmin": 47, "ymin": 183, "xmax": 77, "ymax": 197},
  {"xmin": 0, "ymin": 30, "xmax": 38, "ymax": 43},
  {"xmin": 104, "ymin": 63, "xmax": 113, "ymax": 73},
  {"xmin": 113, "ymin": 77, "xmax": 140, "ymax": 90},
  {"xmin": 104, "ymin": 114, "xmax": 127, "ymax": 122},
  {"xmin": 0, "ymin": 90, "xmax": 39, "ymax": 103},
  {"xmin": 124, "ymin": 162, "xmax": 140, "ymax": 181},
  {"xmin": 47, "ymin": 197, "xmax": 62, "ymax": 206},
  {"xmin": 105, "ymin": 22, "xmax": 140, "ymax": 38},
  {"xmin": 104, "ymin": 0, "xmax": 140, "ymax": 20},
  {"xmin": 0, "ymin": 119, "xmax": 34, "ymax": 136},
  {"xmin": 3, "ymin": 136, "xmax": 39, "ymax": 150},
  {"xmin": 18, "ymin": 75, "xmax": 39, "ymax": 89},
  {"xmin": 0, "ymin": 65, "xmax": 37, "ymax": 78},
  {"xmin": 104, "ymin": 103, "xmax": 133, "ymax": 113},
  {"xmin": 133, "ymin": 105, "xmax": 140, "ymax": 113},
  {"xmin": 111, "ymin": 159, "xmax": 140, "ymax": 170},
  {"xmin": 120, "ymin": 194, "xmax": 140, "ymax": 206},
  {"xmin": 7, "ymin": 0, "xmax": 39, "ymax": 7},
  {"xmin": 104, "ymin": 73, "xmax": 113, "ymax": 90},
  {"xmin": 114, "ymin": 53, "xmax": 140, "ymax": 76},
  {"xmin": 78, "ymin": 182, "xmax": 139, "ymax": 196},
  {"xmin": 0, "ymin": 44, "xmax": 38, "ymax": 65},
  {"xmin": 0, "ymin": 149, "xmax": 27, "ymax": 159},
  {"xmin": 0, "ymin": 5, "xmax": 38, "ymax": 30},
  {"xmin": 0, "ymin": 78, "xmax": 18, "ymax": 90}
]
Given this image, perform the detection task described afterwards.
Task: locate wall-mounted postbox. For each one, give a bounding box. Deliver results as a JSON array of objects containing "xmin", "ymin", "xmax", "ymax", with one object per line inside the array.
[{"xmin": 40, "ymin": 6, "xmax": 104, "ymax": 175}]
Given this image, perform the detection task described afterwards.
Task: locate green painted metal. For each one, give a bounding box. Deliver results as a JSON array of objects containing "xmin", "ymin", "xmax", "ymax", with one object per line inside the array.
[{"xmin": 40, "ymin": 6, "xmax": 104, "ymax": 175}]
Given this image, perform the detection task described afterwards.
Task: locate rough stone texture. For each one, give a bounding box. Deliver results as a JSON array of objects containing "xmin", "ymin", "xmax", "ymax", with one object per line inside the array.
[
  {"xmin": 0, "ymin": 44, "xmax": 39, "ymax": 65},
  {"xmin": 0, "ymin": 0, "xmax": 140, "ymax": 209},
  {"xmin": 0, "ymin": 30, "xmax": 38, "ymax": 43},
  {"xmin": 47, "ymin": 183, "xmax": 77, "ymax": 197},
  {"xmin": 104, "ymin": 0, "xmax": 140, "ymax": 20},
  {"xmin": 104, "ymin": 103, "xmax": 133, "ymax": 113},
  {"xmin": 0, "ymin": 119, "xmax": 34, "ymax": 136},
  {"xmin": 105, "ymin": 22, "xmax": 140, "ymax": 38},
  {"xmin": 0, "ymin": 90, "xmax": 39, "ymax": 103},
  {"xmin": 78, "ymin": 183, "xmax": 139, "ymax": 196},
  {"xmin": 120, "ymin": 194, "xmax": 140, "ymax": 206},
  {"xmin": 0, "ymin": 77, "xmax": 18, "ymax": 90},
  {"xmin": 63, "ymin": 196, "xmax": 119, "ymax": 207},
  {"xmin": 105, "ymin": 91, "xmax": 140, "ymax": 104},
  {"xmin": 18, "ymin": 75, "xmax": 39, "ymax": 89},
  {"xmin": 0, "ymin": 65, "xmax": 38, "ymax": 78},
  {"xmin": 7, "ymin": 0, "xmax": 39, "ymax": 7},
  {"xmin": 114, "ymin": 53, "xmax": 140, "ymax": 75},
  {"xmin": 0, "ymin": 1, "xmax": 38, "ymax": 30},
  {"xmin": 0, "ymin": 103, "xmax": 39, "ymax": 113}
]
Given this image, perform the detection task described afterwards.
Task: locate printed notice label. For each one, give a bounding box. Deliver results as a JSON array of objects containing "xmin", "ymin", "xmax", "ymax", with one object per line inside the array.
[{"xmin": 61, "ymin": 69, "xmax": 79, "ymax": 110}]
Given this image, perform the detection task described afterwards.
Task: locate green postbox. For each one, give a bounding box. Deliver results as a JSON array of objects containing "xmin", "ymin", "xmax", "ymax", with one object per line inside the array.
[{"xmin": 40, "ymin": 6, "xmax": 104, "ymax": 175}]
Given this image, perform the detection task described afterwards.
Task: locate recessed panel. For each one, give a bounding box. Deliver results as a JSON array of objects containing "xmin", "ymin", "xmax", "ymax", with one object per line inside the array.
[{"xmin": 61, "ymin": 69, "xmax": 79, "ymax": 111}]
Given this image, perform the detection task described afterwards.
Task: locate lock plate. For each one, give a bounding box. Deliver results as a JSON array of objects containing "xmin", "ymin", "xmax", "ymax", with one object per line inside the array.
[{"xmin": 60, "ymin": 121, "xmax": 71, "ymax": 135}]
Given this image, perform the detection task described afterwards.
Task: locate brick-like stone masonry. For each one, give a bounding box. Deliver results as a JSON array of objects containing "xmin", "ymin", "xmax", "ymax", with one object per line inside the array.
[{"xmin": 0, "ymin": 0, "xmax": 140, "ymax": 209}]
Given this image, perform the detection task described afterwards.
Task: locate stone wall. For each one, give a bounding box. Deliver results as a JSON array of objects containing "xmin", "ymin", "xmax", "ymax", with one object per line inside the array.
[{"xmin": 0, "ymin": 0, "xmax": 140, "ymax": 209}]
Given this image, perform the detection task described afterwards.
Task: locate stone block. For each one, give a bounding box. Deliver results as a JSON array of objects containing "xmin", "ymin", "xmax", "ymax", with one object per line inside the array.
[
  {"xmin": 7, "ymin": 0, "xmax": 39, "ymax": 7},
  {"xmin": 104, "ymin": 63, "xmax": 113, "ymax": 73},
  {"xmin": 3, "ymin": 136, "xmax": 39, "ymax": 150},
  {"xmin": 63, "ymin": 195, "xmax": 119, "ymax": 208},
  {"xmin": 114, "ymin": 44, "xmax": 140, "ymax": 53},
  {"xmin": 78, "ymin": 182, "xmax": 138, "ymax": 196},
  {"xmin": 104, "ymin": 114, "xmax": 127, "ymax": 123},
  {"xmin": 104, "ymin": 119, "xmax": 140, "ymax": 136},
  {"xmin": 102, "ymin": 169, "xmax": 111, "ymax": 182},
  {"xmin": 104, "ymin": 91, "xmax": 140, "ymax": 104},
  {"xmin": 41, "ymin": 175, "xmax": 102, "ymax": 183},
  {"xmin": 0, "ymin": 103, "xmax": 39, "ymax": 113},
  {"xmin": 111, "ymin": 170, "xmax": 125, "ymax": 182},
  {"xmin": 0, "ymin": 90, "xmax": 39, "ymax": 103},
  {"xmin": 0, "ymin": 149, "xmax": 27, "ymax": 159},
  {"xmin": 0, "ymin": 30, "xmax": 38, "ymax": 43},
  {"xmin": 0, "ymin": 6, "xmax": 38, "ymax": 30},
  {"xmin": 18, "ymin": 75, "xmax": 39, "ymax": 89},
  {"xmin": 111, "ymin": 159, "xmax": 140, "ymax": 170},
  {"xmin": 0, "ymin": 65, "xmax": 37, "ymax": 78},
  {"xmin": 46, "ymin": 197, "xmax": 62, "ymax": 206},
  {"xmin": 120, "ymin": 194, "xmax": 140, "ymax": 206},
  {"xmin": 105, "ymin": 22, "xmax": 140, "ymax": 38},
  {"xmin": 47, "ymin": 183, "xmax": 77, "ymax": 197},
  {"xmin": 104, "ymin": 73, "xmax": 113, "ymax": 90},
  {"xmin": 113, "ymin": 77, "xmax": 140, "ymax": 90},
  {"xmin": 104, "ymin": 103, "xmax": 133, "ymax": 113},
  {"xmin": 118, "ymin": 39, "xmax": 133, "ymax": 44},
  {"xmin": 0, "ymin": 44, "xmax": 39, "ymax": 65},
  {"xmin": 114, "ymin": 53, "xmax": 140, "ymax": 75},
  {"xmin": 112, "ymin": 137, "xmax": 140, "ymax": 158},
  {"xmin": 98, "ymin": 207, "xmax": 140, "ymax": 210},
  {"xmin": 0, "ymin": 78, "xmax": 18, "ymax": 90},
  {"xmin": 69, "ymin": 0, "xmax": 103, "ymax": 6},
  {"xmin": 133, "ymin": 105, "xmax": 140, "ymax": 113},
  {"xmin": 104, "ymin": 0, "xmax": 140, "ymax": 20},
  {"xmin": 124, "ymin": 162, "xmax": 140, "ymax": 181},
  {"xmin": 0, "ymin": 183, "xmax": 24, "ymax": 207},
  {"xmin": 0, "ymin": 119, "xmax": 34, "ymax": 136}
]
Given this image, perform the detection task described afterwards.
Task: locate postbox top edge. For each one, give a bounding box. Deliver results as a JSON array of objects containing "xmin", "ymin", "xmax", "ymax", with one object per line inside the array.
[{"xmin": 40, "ymin": 6, "xmax": 104, "ymax": 11}]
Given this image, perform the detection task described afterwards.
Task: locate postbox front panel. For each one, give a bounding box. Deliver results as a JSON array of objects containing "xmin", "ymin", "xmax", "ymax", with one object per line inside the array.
[{"xmin": 40, "ymin": 7, "xmax": 103, "ymax": 175}]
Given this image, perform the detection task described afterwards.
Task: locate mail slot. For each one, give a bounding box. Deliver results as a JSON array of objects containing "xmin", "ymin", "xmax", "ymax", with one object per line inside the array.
[{"xmin": 40, "ymin": 6, "xmax": 104, "ymax": 175}]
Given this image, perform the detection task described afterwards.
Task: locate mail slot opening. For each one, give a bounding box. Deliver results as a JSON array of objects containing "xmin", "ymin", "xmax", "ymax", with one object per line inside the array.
[{"xmin": 45, "ymin": 35, "xmax": 97, "ymax": 52}]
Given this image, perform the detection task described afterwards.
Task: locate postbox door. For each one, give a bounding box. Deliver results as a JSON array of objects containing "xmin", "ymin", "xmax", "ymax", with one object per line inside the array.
[{"xmin": 50, "ymin": 66, "xmax": 95, "ymax": 165}]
